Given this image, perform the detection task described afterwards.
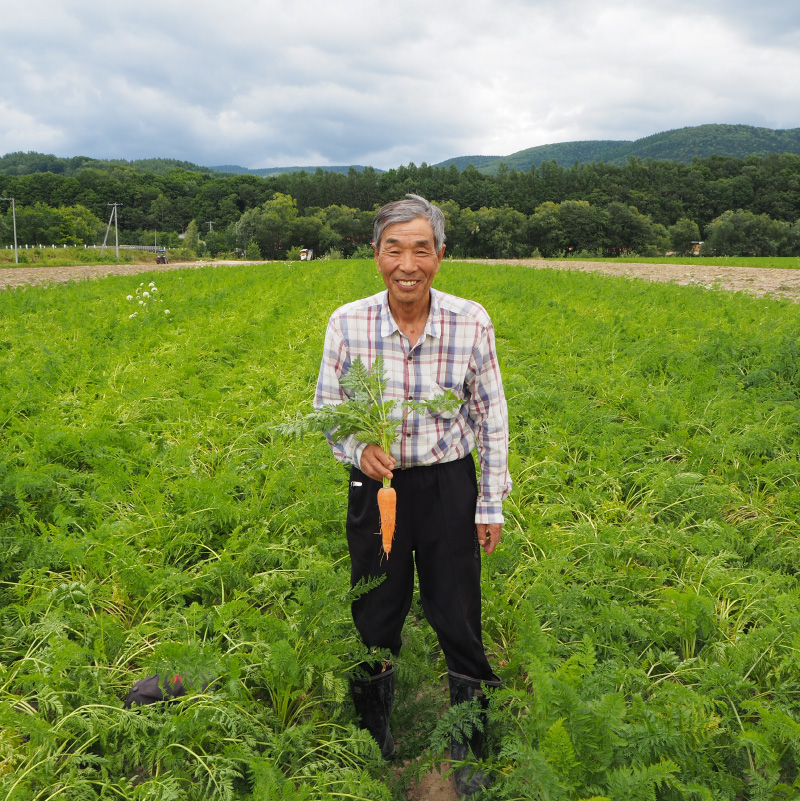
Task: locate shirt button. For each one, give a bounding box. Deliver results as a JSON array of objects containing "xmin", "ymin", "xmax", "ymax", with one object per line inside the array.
[{"xmin": 406, "ymin": 433, "xmax": 412, "ymax": 438}]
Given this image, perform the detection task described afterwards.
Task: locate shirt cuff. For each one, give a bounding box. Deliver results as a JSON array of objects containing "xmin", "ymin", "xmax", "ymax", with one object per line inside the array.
[
  {"xmin": 353, "ymin": 441, "xmax": 368, "ymax": 472},
  {"xmin": 475, "ymin": 498, "xmax": 504, "ymax": 525}
]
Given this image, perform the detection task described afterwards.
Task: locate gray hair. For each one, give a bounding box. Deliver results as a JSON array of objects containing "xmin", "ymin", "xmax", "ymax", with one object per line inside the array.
[{"xmin": 373, "ymin": 194, "xmax": 446, "ymax": 253}]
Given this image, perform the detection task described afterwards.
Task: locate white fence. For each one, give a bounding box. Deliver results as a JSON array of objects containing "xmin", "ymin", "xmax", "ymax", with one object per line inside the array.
[{"xmin": 3, "ymin": 244, "xmax": 163, "ymax": 252}]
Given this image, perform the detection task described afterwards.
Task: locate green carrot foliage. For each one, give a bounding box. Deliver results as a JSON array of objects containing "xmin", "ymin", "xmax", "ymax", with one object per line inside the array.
[
  {"xmin": 2, "ymin": 260, "xmax": 800, "ymax": 799},
  {"xmin": 275, "ymin": 354, "xmax": 458, "ymax": 487}
]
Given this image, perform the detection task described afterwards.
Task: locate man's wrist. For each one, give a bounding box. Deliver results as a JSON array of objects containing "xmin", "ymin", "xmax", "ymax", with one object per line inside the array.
[{"xmin": 475, "ymin": 499, "xmax": 504, "ymax": 525}]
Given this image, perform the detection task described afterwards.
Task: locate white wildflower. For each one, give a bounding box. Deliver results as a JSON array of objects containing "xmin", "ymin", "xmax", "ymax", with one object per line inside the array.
[
  {"xmin": 139, "ymin": 300, "xmax": 145, "ymax": 305},
  {"xmin": 149, "ymin": 281, "xmax": 155, "ymax": 287},
  {"xmin": 142, "ymin": 291, "xmax": 150, "ymax": 298},
  {"xmin": 151, "ymin": 287, "xmax": 158, "ymax": 293},
  {"xmin": 129, "ymin": 312, "xmax": 138, "ymax": 318},
  {"xmin": 126, "ymin": 295, "xmax": 133, "ymax": 301},
  {"xmin": 164, "ymin": 309, "xmax": 170, "ymax": 315}
]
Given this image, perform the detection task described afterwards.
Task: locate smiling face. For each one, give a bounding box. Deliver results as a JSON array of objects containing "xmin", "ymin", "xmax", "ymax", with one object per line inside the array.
[{"xmin": 374, "ymin": 217, "xmax": 445, "ymax": 321}]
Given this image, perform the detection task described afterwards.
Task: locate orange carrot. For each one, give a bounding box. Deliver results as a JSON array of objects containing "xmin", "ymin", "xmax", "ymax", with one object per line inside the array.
[{"xmin": 377, "ymin": 486, "xmax": 397, "ymax": 556}]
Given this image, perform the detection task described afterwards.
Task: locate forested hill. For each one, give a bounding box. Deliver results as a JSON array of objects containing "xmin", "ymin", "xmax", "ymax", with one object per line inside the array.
[
  {"xmin": 0, "ymin": 153, "xmax": 216, "ymax": 177},
  {"xmin": 3, "ymin": 124, "xmax": 800, "ymax": 179},
  {"xmin": 435, "ymin": 124, "xmax": 800, "ymax": 173}
]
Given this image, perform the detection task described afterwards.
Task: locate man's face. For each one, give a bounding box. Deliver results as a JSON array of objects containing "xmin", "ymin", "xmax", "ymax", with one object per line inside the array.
[{"xmin": 374, "ymin": 218, "xmax": 445, "ymax": 314}]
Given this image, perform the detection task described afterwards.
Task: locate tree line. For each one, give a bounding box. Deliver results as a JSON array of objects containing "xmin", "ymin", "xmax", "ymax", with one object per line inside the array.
[{"xmin": 2, "ymin": 153, "xmax": 800, "ymax": 258}]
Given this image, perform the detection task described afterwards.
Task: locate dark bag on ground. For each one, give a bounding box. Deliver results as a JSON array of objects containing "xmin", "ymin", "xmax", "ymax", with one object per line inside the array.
[{"xmin": 124, "ymin": 673, "xmax": 210, "ymax": 708}]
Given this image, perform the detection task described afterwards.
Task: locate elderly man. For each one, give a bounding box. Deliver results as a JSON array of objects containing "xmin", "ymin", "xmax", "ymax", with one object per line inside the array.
[{"xmin": 315, "ymin": 194, "xmax": 512, "ymax": 796}]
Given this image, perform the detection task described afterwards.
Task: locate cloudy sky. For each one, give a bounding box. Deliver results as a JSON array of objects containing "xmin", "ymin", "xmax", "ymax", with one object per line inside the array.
[{"xmin": 1, "ymin": 0, "xmax": 799, "ymax": 170}]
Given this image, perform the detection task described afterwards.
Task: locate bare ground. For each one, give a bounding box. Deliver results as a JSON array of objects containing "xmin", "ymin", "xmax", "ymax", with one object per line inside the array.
[
  {"xmin": 461, "ymin": 257, "xmax": 800, "ymax": 301},
  {"xmin": 1, "ymin": 257, "xmax": 800, "ymax": 301},
  {"xmin": 0, "ymin": 259, "xmax": 263, "ymax": 290},
  {"xmin": 404, "ymin": 762, "xmax": 458, "ymax": 801}
]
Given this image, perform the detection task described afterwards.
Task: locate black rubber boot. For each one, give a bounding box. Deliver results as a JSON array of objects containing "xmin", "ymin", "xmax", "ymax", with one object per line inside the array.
[
  {"xmin": 349, "ymin": 667, "xmax": 396, "ymax": 759},
  {"xmin": 448, "ymin": 670, "xmax": 502, "ymax": 798}
]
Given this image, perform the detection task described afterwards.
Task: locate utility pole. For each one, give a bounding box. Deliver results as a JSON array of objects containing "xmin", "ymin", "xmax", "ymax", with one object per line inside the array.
[
  {"xmin": 206, "ymin": 221, "xmax": 214, "ymax": 232},
  {"xmin": 0, "ymin": 197, "xmax": 18, "ymax": 264},
  {"xmin": 101, "ymin": 203, "xmax": 123, "ymax": 259}
]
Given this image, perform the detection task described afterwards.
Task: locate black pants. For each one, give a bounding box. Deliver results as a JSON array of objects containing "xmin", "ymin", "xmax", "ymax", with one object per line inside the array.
[{"xmin": 346, "ymin": 455, "xmax": 493, "ymax": 680}]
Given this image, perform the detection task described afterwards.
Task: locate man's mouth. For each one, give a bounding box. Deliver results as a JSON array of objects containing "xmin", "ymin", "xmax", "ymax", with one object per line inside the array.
[{"xmin": 397, "ymin": 279, "xmax": 419, "ymax": 287}]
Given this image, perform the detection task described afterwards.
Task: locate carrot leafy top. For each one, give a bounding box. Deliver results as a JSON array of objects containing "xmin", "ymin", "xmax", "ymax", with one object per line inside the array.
[{"xmin": 275, "ymin": 355, "xmax": 459, "ymax": 460}]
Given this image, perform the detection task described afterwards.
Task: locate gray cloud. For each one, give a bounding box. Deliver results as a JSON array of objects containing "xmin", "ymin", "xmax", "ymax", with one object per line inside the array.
[{"xmin": 0, "ymin": 0, "xmax": 798, "ymax": 169}]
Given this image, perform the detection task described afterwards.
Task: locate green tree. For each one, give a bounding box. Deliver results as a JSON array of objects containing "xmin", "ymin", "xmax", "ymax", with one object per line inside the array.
[
  {"xmin": 668, "ymin": 217, "xmax": 701, "ymax": 255},
  {"xmin": 472, "ymin": 205, "xmax": 529, "ymax": 258},
  {"xmin": 58, "ymin": 204, "xmax": 105, "ymax": 245},
  {"xmin": 234, "ymin": 192, "xmax": 299, "ymax": 258},
  {"xmin": 312, "ymin": 205, "xmax": 374, "ymax": 256},
  {"xmin": 702, "ymin": 209, "xmax": 790, "ymax": 256},
  {"xmin": 149, "ymin": 193, "xmax": 172, "ymax": 238},
  {"xmin": 605, "ymin": 202, "xmax": 663, "ymax": 255},
  {"xmin": 183, "ymin": 219, "xmax": 200, "ymax": 253},
  {"xmin": 788, "ymin": 219, "xmax": 800, "ymax": 256},
  {"xmin": 13, "ymin": 202, "xmax": 62, "ymax": 245},
  {"xmin": 245, "ymin": 239, "xmax": 262, "ymax": 260},
  {"xmin": 528, "ymin": 202, "xmax": 565, "ymax": 257},
  {"xmin": 559, "ymin": 200, "xmax": 608, "ymax": 254}
]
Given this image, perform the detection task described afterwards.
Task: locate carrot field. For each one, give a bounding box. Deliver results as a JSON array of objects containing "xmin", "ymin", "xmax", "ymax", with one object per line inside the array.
[{"xmin": 1, "ymin": 260, "xmax": 800, "ymax": 800}]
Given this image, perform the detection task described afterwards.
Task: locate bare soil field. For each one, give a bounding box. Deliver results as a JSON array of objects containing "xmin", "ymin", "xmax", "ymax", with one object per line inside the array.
[
  {"xmin": 2, "ymin": 257, "xmax": 799, "ymax": 301},
  {"xmin": 461, "ymin": 257, "xmax": 800, "ymax": 301},
  {"xmin": 0, "ymin": 259, "xmax": 262, "ymax": 290}
]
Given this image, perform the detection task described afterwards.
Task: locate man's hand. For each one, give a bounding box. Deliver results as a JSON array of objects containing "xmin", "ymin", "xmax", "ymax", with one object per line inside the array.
[
  {"xmin": 476, "ymin": 523, "xmax": 502, "ymax": 555},
  {"xmin": 360, "ymin": 444, "xmax": 395, "ymax": 483}
]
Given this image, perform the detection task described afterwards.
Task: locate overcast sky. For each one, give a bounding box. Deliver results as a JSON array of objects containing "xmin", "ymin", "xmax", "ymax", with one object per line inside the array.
[{"xmin": 1, "ymin": 0, "xmax": 799, "ymax": 170}]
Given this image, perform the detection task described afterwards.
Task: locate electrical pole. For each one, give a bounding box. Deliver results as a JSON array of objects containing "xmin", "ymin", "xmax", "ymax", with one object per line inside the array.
[
  {"xmin": 206, "ymin": 221, "xmax": 214, "ymax": 232},
  {"xmin": 101, "ymin": 203, "xmax": 123, "ymax": 259},
  {"xmin": 0, "ymin": 197, "xmax": 18, "ymax": 264}
]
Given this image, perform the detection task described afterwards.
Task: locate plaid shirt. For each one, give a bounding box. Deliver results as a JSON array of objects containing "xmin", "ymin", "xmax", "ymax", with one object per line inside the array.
[{"xmin": 314, "ymin": 288, "xmax": 512, "ymax": 524}]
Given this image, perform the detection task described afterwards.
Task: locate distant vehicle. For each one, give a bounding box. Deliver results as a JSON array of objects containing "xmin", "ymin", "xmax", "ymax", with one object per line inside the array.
[
  {"xmin": 299, "ymin": 248, "xmax": 314, "ymax": 261},
  {"xmin": 156, "ymin": 250, "xmax": 169, "ymax": 264}
]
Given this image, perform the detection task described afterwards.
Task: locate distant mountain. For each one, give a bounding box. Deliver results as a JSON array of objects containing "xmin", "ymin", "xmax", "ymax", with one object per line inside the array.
[
  {"xmin": 0, "ymin": 152, "xmax": 215, "ymax": 176},
  {"xmin": 435, "ymin": 125, "xmax": 800, "ymax": 174},
  {"xmin": 208, "ymin": 164, "xmax": 383, "ymax": 176},
  {"xmin": 3, "ymin": 125, "xmax": 800, "ymax": 180}
]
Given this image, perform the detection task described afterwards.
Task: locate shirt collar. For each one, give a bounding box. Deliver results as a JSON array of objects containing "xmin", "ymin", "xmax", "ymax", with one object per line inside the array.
[{"xmin": 379, "ymin": 289, "xmax": 441, "ymax": 341}]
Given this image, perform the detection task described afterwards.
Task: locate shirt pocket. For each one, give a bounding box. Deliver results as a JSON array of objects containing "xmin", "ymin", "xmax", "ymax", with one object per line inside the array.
[{"xmin": 427, "ymin": 381, "xmax": 466, "ymax": 419}]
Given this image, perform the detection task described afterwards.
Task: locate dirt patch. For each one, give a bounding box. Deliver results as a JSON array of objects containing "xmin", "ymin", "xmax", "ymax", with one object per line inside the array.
[
  {"xmin": 462, "ymin": 258, "xmax": 800, "ymax": 301},
  {"xmin": 2, "ymin": 258, "xmax": 799, "ymax": 301},
  {"xmin": 404, "ymin": 762, "xmax": 458, "ymax": 801},
  {"xmin": 0, "ymin": 260, "xmax": 265, "ymax": 290}
]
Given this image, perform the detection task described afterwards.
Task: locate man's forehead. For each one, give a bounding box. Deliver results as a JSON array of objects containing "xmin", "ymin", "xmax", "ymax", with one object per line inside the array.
[{"xmin": 382, "ymin": 218, "xmax": 436, "ymax": 243}]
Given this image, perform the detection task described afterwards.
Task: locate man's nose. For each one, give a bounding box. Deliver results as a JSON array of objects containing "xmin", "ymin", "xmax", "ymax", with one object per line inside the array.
[{"xmin": 398, "ymin": 249, "xmax": 416, "ymax": 271}]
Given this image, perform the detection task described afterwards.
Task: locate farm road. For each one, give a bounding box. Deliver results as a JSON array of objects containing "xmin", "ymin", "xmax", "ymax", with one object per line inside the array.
[{"xmin": 1, "ymin": 258, "xmax": 800, "ymax": 301}]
